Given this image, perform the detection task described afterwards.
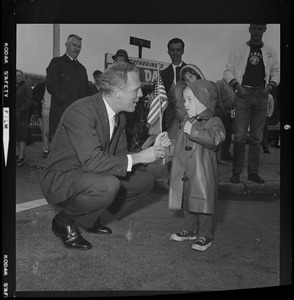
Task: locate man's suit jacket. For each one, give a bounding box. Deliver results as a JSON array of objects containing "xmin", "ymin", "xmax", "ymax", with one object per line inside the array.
[
  {"xmin": 46, "ymin": 54, "xmax": 90, "ymax": 137},
  {"xmin": 40, "ymin": 92, "xmax": 129, "ymax": 205},
  {"xmin": 160, "ymin": 62, "xmax": 186, "ymax": 132},
  {"xmin": 89, "ymin": 84, "xmax": 100, "ymax": 95},
  {"xmin": 160, "ymin": 63, "xmax": 187, "ymax": 95}
]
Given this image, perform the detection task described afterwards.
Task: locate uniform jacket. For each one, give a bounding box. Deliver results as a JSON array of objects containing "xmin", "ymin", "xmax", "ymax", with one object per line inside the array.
[
  {"xmin": 46, "ymin": 54, "xmax": 90, "ymax": 136},
  {"xmin": 40, "ymin": 92, "xmax": 129, "ymax": 204},
  {"xmin": 168, "ymin": 80, "xmax": 226, "ymax": 214},
  {"xmin": 223, "ymin": 41, "xmax": 280, "ymax": 87},
  {"xmin": 16, "ymin": 81, "xmax": 33, "ymax": 122}
]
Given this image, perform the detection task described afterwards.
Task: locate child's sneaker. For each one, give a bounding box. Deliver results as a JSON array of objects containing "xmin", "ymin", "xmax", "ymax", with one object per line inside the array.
[
  {"xmin": 191, "ymin": 236, "xmax": 213, "ymax": 251},
  {"xmin": 170, "ymin": 230, "xmax": 197, "ymax": 242}
]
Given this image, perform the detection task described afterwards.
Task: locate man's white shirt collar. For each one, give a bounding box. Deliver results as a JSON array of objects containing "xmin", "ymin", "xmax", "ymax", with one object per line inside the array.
[
  {"xmin": 102, "ymin": 97, "xmax": 116, "ymax": 138},
  {"xmin": 102, "ymin": 97, "xmax": 133, "ymax": 171},
  {"xmin": 172, "ymin": 62, "xmax": 183, "ymax": 69},
  {"xmin": 66, "ymin": 53, "xmax": 76, "ymax": 61},
  {"xmin": 102, "ymin": 97, "xmax": 116, "ymax": 119}
]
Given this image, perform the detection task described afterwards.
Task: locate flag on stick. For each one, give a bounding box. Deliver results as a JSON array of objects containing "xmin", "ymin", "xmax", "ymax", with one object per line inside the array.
[{"xmin": 147, "ymin": 74, "xmax": 168, "ymax": 134}]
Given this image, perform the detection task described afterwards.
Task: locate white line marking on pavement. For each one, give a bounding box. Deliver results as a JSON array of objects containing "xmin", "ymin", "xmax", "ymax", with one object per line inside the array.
[{"xmin": 16, "ymin": 198, "xmax": 48, "ymax": 213}]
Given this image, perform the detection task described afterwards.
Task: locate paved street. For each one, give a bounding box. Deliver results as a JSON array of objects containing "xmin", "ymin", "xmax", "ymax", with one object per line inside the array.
[
  {"xmin": 15, "ymin": 186, "xmax": 280, "ymax": 293},
  {"xmin": 13, "ymin": 157, "xmax": 283, "ymax": 294},
  {"xmin": 5, "ymin": 141, "xmax": 291, "ymax": 295}
]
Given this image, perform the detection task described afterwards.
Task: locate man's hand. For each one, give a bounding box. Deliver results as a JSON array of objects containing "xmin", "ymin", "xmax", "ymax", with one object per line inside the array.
[
  {"xmin": 131, "ymin": 132, "xmax": 171, "ymax": 165},
  {"xmin": 261, "ymin": 84, "xmax": 273, "ymax": 96},
  {"xmin": 131, "ymin": 146, "xmax": 166, "ymax": 165},
  {"xmin": 235, "ymin": 84, "xmax": 248, "ymax": 96},
  {"xmin": 262, "ymin": 81, "xmax": 276, "ymax": 97}
]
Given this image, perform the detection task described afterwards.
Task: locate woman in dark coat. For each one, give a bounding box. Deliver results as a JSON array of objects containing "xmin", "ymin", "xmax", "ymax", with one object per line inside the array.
[
  {"xmin": 168, "ymin": 79, "xmax": 226, "ymax": 251},
  {"xmin": 16, "ymin": 69, "xmax": 33, "ymax": 166}
]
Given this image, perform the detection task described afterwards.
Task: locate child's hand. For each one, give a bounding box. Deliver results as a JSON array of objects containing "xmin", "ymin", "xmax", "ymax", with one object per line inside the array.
[
  {"xmin": 161, "ymin": 134, "xmax": 171, "ymax": 148},
  {"xmin": 154, "ymin": 131, "xmax": 171, "ymax": 147},
  {"xmin": 183, "ymin": 121, "xmax": 192, "ymax": 135}
]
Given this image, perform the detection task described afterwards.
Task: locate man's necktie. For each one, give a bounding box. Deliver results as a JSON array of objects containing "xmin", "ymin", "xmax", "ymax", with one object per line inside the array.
[
  {"xmin": 111, "ymin": 114, "xmax": 119, "ymax": 140},
  {"xmin": 175, "ymin": 66, "xmax": 181, "ymax": 82}
]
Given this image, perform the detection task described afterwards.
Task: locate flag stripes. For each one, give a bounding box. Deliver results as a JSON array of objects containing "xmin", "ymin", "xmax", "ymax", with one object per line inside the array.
[{"xmin": 147, "ymin": 75, "xmax": 168, "ymax": 125}]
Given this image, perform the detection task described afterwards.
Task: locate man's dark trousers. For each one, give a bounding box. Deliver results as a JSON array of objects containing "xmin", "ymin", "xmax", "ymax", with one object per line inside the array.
[
  {"xmin": 232, "ymin": 86, "xmax": 267, "ymax": 175},
  {"xmin": 55, "ymin": 167, "xmax": 155, "ymax": 228}
]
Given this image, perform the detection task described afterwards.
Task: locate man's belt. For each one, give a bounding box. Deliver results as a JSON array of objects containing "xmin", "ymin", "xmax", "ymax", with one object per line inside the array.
[{"xmin": 242, "ymin": 85, "xmax": 264, "ymax": 90}]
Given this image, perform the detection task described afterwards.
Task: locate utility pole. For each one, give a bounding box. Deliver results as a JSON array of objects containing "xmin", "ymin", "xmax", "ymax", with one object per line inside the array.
[{"xmin": 53, "ymin": 24, "xmax": 60, "ymax": 58}]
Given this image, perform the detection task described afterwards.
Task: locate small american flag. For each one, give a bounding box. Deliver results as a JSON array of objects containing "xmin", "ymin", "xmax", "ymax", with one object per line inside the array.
[{"xmin": 147, "ymin": 75, "xmax": 168, "ymax": 127}]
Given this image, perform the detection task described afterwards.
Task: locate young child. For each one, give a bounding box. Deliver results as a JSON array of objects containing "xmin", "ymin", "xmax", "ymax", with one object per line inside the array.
[{"xmin": 168, "ymin": 79, "xmax": 226, "ymax": 251}]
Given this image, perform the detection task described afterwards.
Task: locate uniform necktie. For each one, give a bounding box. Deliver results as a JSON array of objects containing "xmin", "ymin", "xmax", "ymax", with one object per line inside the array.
[{"xmin": 175, "ymin": 66, "xmax": 181, "ymax": 82}]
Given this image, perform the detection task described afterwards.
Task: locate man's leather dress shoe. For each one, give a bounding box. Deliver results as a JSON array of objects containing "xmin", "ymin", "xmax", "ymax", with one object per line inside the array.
[
  {"xmin": 248, "ymin": 173, "xmax": 265, "ymax": 184},
  {"xmin": 88, "ymin": 218, "xmax": 112, "ymax": 235},
  {"xmin": 52, "ymin": 217, "xmax": 92, "ymax": 250}
]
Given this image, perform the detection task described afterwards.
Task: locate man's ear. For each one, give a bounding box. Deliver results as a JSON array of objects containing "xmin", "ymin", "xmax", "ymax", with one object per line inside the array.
[{"xmin": 113, "ymin": 87, "xmax": 120, "ymax": 98}]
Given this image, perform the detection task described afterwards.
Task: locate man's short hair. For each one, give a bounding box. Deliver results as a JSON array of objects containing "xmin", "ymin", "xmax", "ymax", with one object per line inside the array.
[
  {"xmin": 167, "ymin": 38, "xmax": 185, "ymax": 50},
  {"xmin": 67, "ymin": 34, "xmax": 82, "ymax": 42},
  {"xmin": 99, "ymin": 62, "xmax": 139, "ymax": 95},
  {"xmin": 93, "ymin": 70, "xmax": 102, "ymax": 77}
]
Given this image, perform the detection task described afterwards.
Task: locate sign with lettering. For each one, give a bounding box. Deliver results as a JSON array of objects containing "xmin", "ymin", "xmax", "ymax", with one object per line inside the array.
[
  {"xmin": 130, "ymin": 36, "xmax": 151, "ymax": 49},
  {"xmin": 104, "ymin": 53, "xmax": 170, "ymax": 84}
]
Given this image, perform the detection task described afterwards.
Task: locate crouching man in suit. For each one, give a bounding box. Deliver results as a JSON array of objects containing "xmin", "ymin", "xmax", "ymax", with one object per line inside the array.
[{"xmin": 40, "ymin": 62, "xmax": 170, "ymax": 250}]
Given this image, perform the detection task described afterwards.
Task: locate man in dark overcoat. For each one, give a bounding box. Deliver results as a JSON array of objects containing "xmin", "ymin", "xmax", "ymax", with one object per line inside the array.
[{"xmin": 46, "ymin": 34, "xmax": 90, "ymax": 138}]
